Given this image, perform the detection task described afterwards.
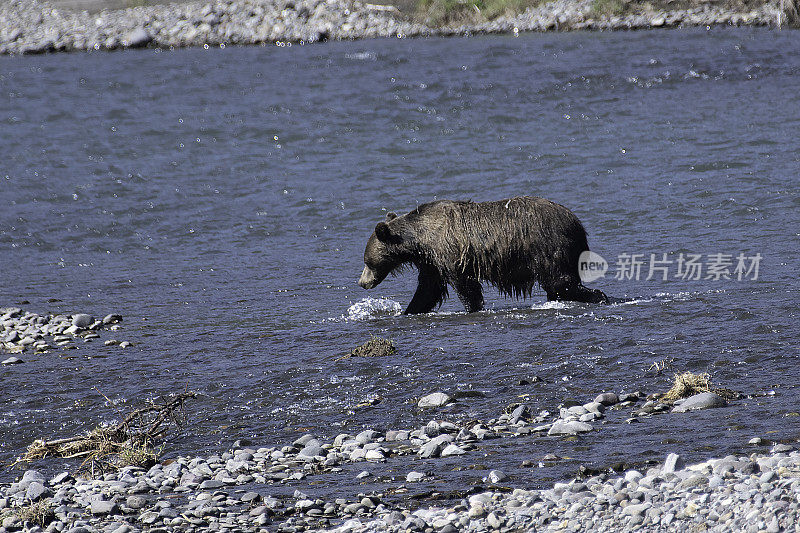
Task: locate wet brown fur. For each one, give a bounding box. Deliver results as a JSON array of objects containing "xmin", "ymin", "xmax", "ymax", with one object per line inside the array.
[{"xmin": 360, "ymin": 196, "xmax": 608, "ymax": 314}]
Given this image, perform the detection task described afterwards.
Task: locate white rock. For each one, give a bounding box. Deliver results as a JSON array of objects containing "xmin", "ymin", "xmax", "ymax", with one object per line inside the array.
[
  {"xmin": 406, "ymin": 471, "xmax": 425, "ymax": 482},
  {"xmin": 486, "ymin": 469, "xmax": 508, "ymax": 483},
  {"xmin": 625, "ymin": 470, "xmax": 643, "ymax": 483},
  {"xmin": 364, "ymin": 449, "xmax": 385, "ymax": 461},
  {"xmin": 548, "ymin": 420, "xmax": 593, "ymax": 436},
  {"xmin": 468, "ymin": 502, "xmax": 485, "ymax": 518},
  {"xmin": 440, "ymin": 444, "xmax": 466, "ymax": 456},
  {"xmin": 662, "ymin": 453, "xmax": 684, "ymax": 474},
  {"xmin": 417, "ymin": 392, "xmax": 453, "ymax": 408}
]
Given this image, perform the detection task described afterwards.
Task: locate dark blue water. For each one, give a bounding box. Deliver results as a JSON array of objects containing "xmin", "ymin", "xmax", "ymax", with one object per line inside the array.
[{"xmin": 1, "ymin": 27, "xmax": 798, "ymax": 499}]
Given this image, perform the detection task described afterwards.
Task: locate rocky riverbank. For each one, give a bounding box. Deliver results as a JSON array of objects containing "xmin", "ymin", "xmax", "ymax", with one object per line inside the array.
[
  {"xmin": 1, "ymin": 427, "xmax": 797, "ymax": 532},
  {"xmin": 339, "ymin": 444, "xmax": 800, "ymax": 532},
  {"xmin": 0, "ymin": 0, "xmax": 792, "ymax": 56}
]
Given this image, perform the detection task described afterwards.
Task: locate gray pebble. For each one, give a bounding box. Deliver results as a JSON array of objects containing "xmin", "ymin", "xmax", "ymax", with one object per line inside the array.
[
  {"xmin": 486, "ymin": 469, "xmax": 508, "ymax": 483},
  {"xmin": 548, "ymin": 420, "xmax": 593, "ymax": 436},
  {"xmin": 418, "ymin": 434, "xmax": 453, "ymax": 458},
  {"xmin": 25, "ymin": 481, "xmax": 50, "ymax": 501},
  {"xmin": 122, "ymin": 27, "xmax": 152, "ymax": 48},
  {"xmin": 90, "ymin": 500, "xmax": 118, "ymax": 515},
  {"xmin": 356, "ymin": 429, "xmax": 379, "ymax": 444},
  {"xmin": 71, "ymin": 314, "xmax": 94, "ymax": 328},
  {"xmin": 486, "ymin": 511, "xmax": 503, "ymax": 528},
  {"xmin": 103, "ymin": 314, "xmax": 123, "ymax": 324},
  {"xmin": 126, "ymin": 495, "xmax": 147, "ymax": 510},
  {"xmin": 594, "ymin": 392, "xmax": 619, "ymax": 405}
]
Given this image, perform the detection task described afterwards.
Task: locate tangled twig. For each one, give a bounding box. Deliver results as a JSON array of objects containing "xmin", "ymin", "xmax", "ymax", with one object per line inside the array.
[{"xmin": 14, "ymin": 391, "xmax": 195, "ymax": 474}]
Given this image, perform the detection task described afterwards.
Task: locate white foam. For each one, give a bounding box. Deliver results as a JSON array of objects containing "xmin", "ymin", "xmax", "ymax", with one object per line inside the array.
[
  {"xmin": 615, "ymin": 288, "xmax": 728, "ymax": 306},
  {"xmin": 344, "ymin": 51, "xmax": 376, "ymax": 61},
  {"xmin": 614, "ymin": 297, "xmax": 655, "ymax": 306},
  {"xmin": 345, "ymin": 297, "xmax": 402, "ymax": 321},
  {"xmin": 530, "ymin": 301, "xmax": 569, "ymax": 310}
]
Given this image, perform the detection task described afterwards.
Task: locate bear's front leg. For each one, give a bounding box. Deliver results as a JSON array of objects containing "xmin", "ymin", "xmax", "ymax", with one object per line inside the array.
[
  {"xmin": 454, "ymin": 278, "xmax": 484, "ymax": 313},
  {"xmin": 404, "ymin": 267, "xmax": 447, "ymax": 315}
]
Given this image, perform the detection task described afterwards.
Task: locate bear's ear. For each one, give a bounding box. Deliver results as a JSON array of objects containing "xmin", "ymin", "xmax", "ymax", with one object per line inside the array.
[
  {"xmin": 375, "ymin": 222, "xmax": 401, "ymax": 244},
  {"xmin": 385, "ymin": 212, "xmax": 397, "ymax": 222}
]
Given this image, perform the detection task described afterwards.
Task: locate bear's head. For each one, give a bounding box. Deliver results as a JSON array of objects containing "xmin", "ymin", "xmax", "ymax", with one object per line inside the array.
[{"xmin": 359, "ymin": 212, "xmax": 406, "ymax": 289}]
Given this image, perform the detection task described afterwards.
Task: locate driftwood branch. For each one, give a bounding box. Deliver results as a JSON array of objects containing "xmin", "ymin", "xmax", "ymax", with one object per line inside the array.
[{"xmin": 14, "ymin": 391, "xmax": 196, "ymax": 474}]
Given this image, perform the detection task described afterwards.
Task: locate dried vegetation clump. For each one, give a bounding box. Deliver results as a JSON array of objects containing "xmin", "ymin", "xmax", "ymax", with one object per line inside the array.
[
  {"xmin": 657, "ymin": 372, "xmax": 739, "ymax": 404},
  {"xmin": 15, "ymin": 500, "xmax": 55, "ymax": 527},
  {"xmin": 338, "ymin": 335, "xmax": 397, "ymax": 360},
  {"xmin": 16, "ymin": 391, "xmax": 194, "ymax": 475}
]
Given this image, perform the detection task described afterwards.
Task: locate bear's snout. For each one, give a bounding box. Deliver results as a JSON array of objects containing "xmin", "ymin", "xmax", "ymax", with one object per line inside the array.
[{"xmin": 359, "ymin": 265, "xmax": 378, "ymax": 289}]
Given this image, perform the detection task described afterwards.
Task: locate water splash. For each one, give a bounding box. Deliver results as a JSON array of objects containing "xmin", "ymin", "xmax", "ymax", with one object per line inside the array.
[
  {"xmin": 345, "ymin": 297, "xmax": 402, "ymax": 321},
  {"xmin": 529, "ymin": 301, "xmax": 569, "ymax": 310}
]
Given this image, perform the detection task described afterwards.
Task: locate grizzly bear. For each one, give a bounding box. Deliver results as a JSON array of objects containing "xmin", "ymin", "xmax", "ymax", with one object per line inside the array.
[{"xmin": 358, "ymin": 196, "xmax": 608, "ymax": 314}]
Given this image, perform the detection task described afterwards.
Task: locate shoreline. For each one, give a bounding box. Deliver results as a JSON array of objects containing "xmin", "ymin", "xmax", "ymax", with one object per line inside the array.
[
  {"xmin": 3, "ymin": 306, "xmax": 798, "ymax": 531},
  {"xmin": 2, "ymin": 433, "xmax": 798, "ymax": 532},
  {"xmin": 3, "ymin": 308, "xmax": 800, "ymax": 531},
  {"xmin": 0, "ymin": 0, "xmax": 794, "ymax": 56}
]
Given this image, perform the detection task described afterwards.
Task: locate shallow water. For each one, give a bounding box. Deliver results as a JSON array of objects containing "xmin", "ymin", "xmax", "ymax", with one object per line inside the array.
[{"xmin": 1, "ymin": 27, "xmax": 798, "ymax": 501}]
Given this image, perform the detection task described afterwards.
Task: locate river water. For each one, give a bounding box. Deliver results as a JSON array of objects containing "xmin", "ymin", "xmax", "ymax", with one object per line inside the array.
[{"xmin": 1, "ymin": 27, "xmax": 798, "ymax": 502}]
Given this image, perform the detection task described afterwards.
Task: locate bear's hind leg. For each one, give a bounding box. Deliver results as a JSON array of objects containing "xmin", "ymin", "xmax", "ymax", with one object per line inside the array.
[
  {"xmin": 572, "ymin": 285, "xmax": 609, "ymax": 304},
  {"xmin": 404, "ymin": 267, "xmax": 447, "ymax": 315},
  {"xmin": 454, "ymin": 278, "xmax": 484, "ymax": 313},
  {"xmin": 544, "ymin": 277, "xmax": 608, "ymax": 304}
]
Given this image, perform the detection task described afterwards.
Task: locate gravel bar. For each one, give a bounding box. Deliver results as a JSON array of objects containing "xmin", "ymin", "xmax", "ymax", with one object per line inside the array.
[
  {"xmin": 1, "ymin": 361, "xmax": 798, "ymax": 533},
  {"xmin": 0, "ymin": 0, "xmax": 785, "ymax": 55},
  {"xmin": 1, "ymin": 306, "xmax": 126, "ymax": 363},
  {"xmin": 333, "ymin": 445, "xmax": 800, "ymax": 532},
  {"xmin": 1, "ymin": 437, "xmax": 797, "ymax": 532}
]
